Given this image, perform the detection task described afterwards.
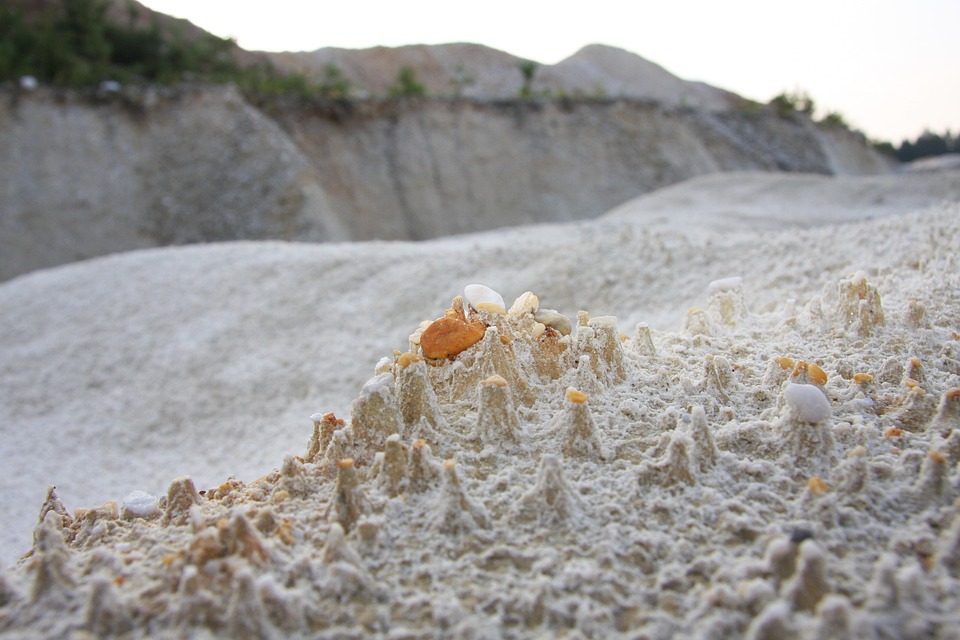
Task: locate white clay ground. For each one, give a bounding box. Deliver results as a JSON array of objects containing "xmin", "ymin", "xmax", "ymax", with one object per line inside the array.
[{"xmin": 1, "ymin": 171, "xmax": 959, "ymax": 637}]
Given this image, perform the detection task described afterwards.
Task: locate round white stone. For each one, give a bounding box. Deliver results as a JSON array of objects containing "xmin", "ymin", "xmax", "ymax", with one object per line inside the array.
[
  {"xmin": 784, "ymin": 383, "xmax": 832, "ymax": 423},
  {"xmin": 122, "ymin": 490, "xmax": 160, "ymax": 518},
  {"xmin": 464, "ymin": 284, "xmax": 506, "ymax": 314}
]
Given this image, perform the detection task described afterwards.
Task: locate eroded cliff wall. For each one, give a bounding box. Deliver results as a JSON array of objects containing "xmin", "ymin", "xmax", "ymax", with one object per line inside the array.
[{"xmin": 0, "ymin": 86, "xmax": 892, "ymax": 280}]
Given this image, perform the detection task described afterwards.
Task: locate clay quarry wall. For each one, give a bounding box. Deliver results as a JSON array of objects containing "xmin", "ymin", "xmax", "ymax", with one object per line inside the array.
[{"xmin": 0, "ymin": 85, "xmax": 892, "ymax": 280}]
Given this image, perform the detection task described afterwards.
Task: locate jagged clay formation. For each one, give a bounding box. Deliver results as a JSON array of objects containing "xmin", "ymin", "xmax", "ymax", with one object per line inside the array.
[{"xmin": 3, "ymin": 275, "xmax": 960, "ymax": 639}]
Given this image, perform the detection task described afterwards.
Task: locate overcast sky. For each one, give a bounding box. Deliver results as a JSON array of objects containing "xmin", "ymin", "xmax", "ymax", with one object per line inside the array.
[{"xmin": 140, "ymin": 0, "xmax": 959, "ymax": 144}]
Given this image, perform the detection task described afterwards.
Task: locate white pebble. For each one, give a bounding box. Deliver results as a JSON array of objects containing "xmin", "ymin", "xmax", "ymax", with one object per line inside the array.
[
  {"xmin": 121, "ymin": 490, "xmax": 160, "ymax": 518},
  {"xmin": 708, "ymin": 276, "xmax": 743, "ymax": 295},
  {"xmin": 464, "ymin": 284, "xmax": 506, "ymax": 314},
  {"xmin": 784, "ymin": 383, "xmax": 832, "ymax": 423}
]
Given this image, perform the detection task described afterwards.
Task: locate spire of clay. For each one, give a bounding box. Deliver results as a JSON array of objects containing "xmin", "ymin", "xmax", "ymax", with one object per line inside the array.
[
  {"xmin": 783, "ymin": 539, "xmax": 831, "ymax": 612},
  {"xmin": 377, "ymin": 434, "xmax": 408, "ymax": 497},
  {"xmin": 37, "ymin": 486, "xmax": 72, "ymax": 532},
  {"xmin": 321, "ymin": 522, "xmax": 363, "ymax": 567},
  {"xmin": 82, "ymin": 574, "xmax": 133, "ymax": 636},
  {"xmin": 226, "ymin": 568, "xmax": 272, "ymax": 640},
  {"xmin": 834, "ymin": 270, "xmax": 885, "ymax": 336},
  {"xmin": 163, "ymin": 476, "xmax": 202, "ymax": 526},
  {"xmin": 632, "ymin": 322, "xmax": 656, "ymax": 357},
  {"xmin": 707, "ymin": 276, "xmax": 748, "ymax": 326},
  {"xmin": 515, "ymin": 454, "xmax": 580, "ymax": 524},
  {"xmin": 475, "ymin": 374, "xmax": 522, "ymax": 450},
  {"xmin": 281, "ymin": 454, "xmax": 309, "ymax": 498},
  {"xmin": 28, "ymin": 512, "xmax": 75, "ymax": 605},
  {"xmin": 306, "ymin": 412, "xmax": 344, "ymax": 462},
  {"xmin": 686, "ymin": 406, "xmax": 717, "ymax": 472},
  {"xmin": 914, "ymin": 450, "xmax": 950, "ymax": 506},
  {"xmin": 573, "ymin": 316, "xmax": 626, "ymax": 386},
  {"xmin": 332, "ymin": 459, "xmax": 364, "ymax": 532},
  {"xmin": 407, "ymin": 439, "xmax": 442, "ymax": 494},
  {"xmin": 350, "ymin": 373, "xmax": 403, "ymax": 459},
  {"xmin": 432, "ymin": 461, "xmax": 490, "ymax": 535},
  {"xmin": 928, "ymin": 387, "xmax": 960, "ymax": 432},
  {"xmin": 396, "ymin": 357, "xmax": 447, "ymax": 433},
  {"xmin": 560, "ymin": 388, "xmax": 603, "ymax": 460}
]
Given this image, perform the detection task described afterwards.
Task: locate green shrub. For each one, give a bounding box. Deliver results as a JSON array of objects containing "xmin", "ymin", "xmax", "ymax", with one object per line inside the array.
[{"xmin": 389, "ymin": 66, "xmax": 426, "ymax": 97}]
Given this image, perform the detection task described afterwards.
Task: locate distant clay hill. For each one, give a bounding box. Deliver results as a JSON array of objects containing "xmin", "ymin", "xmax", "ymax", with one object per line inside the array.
[
  {"xmin": 0, "ymin": 19, "xmax": 896, "ymax": 281},
  {"xmin": 267, "ymin": 43, "xmax": 741, "ymax": 109}
]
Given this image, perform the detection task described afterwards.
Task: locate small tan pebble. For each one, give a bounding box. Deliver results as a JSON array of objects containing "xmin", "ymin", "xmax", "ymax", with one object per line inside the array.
[
  {"xmin": 565, "ymin": 388, "xmax": 588, "ymax": 404},
  {"xmin": 853, "ymin": 372, "xmax": 874, "ymax": 384},
  {"xmin": 928, "ymin": 450, "xmax": 946, "ymax": 464},
  {"xmin": 500, "ymin": 334, "xmax": 510, "ymax": 345},
  {"xmin": 807, "ymin": 477, "xmax": 828, "ymax": 495},
  {"xmin": 481, "ymin": 374, "xmax": 508, "ymax": 387},
  {"xmin": 884, "ymin": 427, "xmax": 903, "ymax": 439},
  {"xmin": 847, "ymin": 446, "xmax": 867, "ymax": 459},
  {"xmin": 443, "ymin": 459, "xmax": 456, "ymax": 470},
  {"xmin": 776, "ymin": 357, "xmax": 795, "ymax": 370},
  {"xmin": 904, "ymin": 377, "xmax": 920, "ymax": 389},
  {"xmin": 272, "ymin": 489, "xmax": 290, "ymax": 503},
  {"xmin": 531, "ymin": 322, "xmax": 546, "ymax": 339},
  {"xmin": 808, "ymin": 363, "xmax": 828, "ymax": 385},
  {"xmin": 338, "ymin": 458, "xmax": 355, "ymax": 469},
  {"xmin": 944, "ymin": 388, "xmax": 960, "ymax": 400},
  {"xmin": 508, "ymin": 291, "xmax": 539, "ymax": 316},
  {"xmin": 420, "ymin": 317, "xmax": 486, "ymax": 360},
  {"xmin": 397, "ymin": 352, "xmax": 422, "ymax": 368}
]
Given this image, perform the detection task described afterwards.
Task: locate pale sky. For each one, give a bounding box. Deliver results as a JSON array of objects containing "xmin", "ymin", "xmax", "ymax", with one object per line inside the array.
[{"xmin": 139, "ymin": 0, "xmax": 959, "ymax": 144}]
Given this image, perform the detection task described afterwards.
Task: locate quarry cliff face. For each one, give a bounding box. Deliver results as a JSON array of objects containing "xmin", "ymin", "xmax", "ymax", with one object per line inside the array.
[{"xmin": 0, "ymin": 84, "xmax": 891, "ymax": 280}]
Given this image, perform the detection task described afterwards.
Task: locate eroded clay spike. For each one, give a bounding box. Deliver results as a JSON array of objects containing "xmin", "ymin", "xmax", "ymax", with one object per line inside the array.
[
  {"xmin": 223, "ymin": 509, "xmax": 270, "ymax": 564},
  {"xmin": 306, "ymin": 413, "xmax": 343, "ymax": 463},
  {"xmin": 928, "ymin": 388, "xmax": 960, "ymax": 432},
  {"xmin": 281, "ymin": 455, "xmax": 309, "ymax": 498},
  {"xmin": 707, "ymin": 276, "xmax": 748, "ymax": 326},
  {"xmin": 835, "ymin": 270, "xmax": 885, "ymax": 336},
  {"xmin": 432, "ymin": 461, "xmax": 490, "ymax": 534},
  {"xmin": 378, "ymin": 435, "xmax": 408, "ymax": 498},
  {"xmin": 687, "ymin": 406, "xmax": 717, "ymax": 472},
  {"xmin": 397, "ymin": 358, "xmax": 447, "ymax": 433},
  {"xmin": 784, "ymin": 540, "xmax": 831, "ymax": 612},
  {"xmin": 37, "ymin": 486, "xmax": 72, "ymax": 532},
  {"xmin": 350, "ymin": 373, "xmax": 403, "ymax": 458},
  {"xmin": 28, "ymin": 512, "xmax": 75, "ymax": 605},
  {"xmin": 475, "ymin": 375, "xmax": 522, "ymax": 450},
  {"xmin": 408, "ymin": 439, "xmax": 442, "ymax": 494},
  {"xmin": 560, "ymin": 388, "xmax": 602, "ymax": 460},
  {"xmin": 516, "ymin": 455, "xmax": 580, "ymax": 524},
  {"xmin": 332, "ymin": 459, "xmax": 363, "ymax": 532},
  {"xmin": 321, "ymin": 522, "xmax": 363, "ymax": 567},
  {"xmin": 163, "ymin": 476, "xmax": 201, "ymax": 526},
  {"xmin": 226, "ymin": 569, "xmax": 272, "ymax": 640},
  {"xmin": 633, "ymin": 322, "xmax": 656, "ymax": 357},
  {"xmin": 914, "ymin": 450, "xmax": 950, "ymax": 506},
  {"xmin": 83, "ymin": 574, "xmax": 133, "ymax": 636}
]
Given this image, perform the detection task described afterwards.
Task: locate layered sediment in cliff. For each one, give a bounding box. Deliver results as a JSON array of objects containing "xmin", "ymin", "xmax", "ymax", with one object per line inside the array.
[{"xmin": 0, "ymin": 85, "xmax": 891, "ymax": 281}]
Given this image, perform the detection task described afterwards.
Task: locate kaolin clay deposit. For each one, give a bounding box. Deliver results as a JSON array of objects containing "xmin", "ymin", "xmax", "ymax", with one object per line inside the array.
[{"xmin": 2, "ymin": 277, "xmax": 960, "ymax": 639}]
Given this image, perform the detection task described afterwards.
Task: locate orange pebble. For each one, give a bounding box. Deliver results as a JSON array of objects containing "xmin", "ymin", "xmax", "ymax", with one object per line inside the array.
[
  {"xmin": 807, "ymin": 477, "xmax": 828, "ymax": 495},
  {"xmin": 565, "ymin": 388, "xmax": 588, "ymax": 404},
  {"xmin": 853, "ymin": 372, "xmax": 873, "ymax": 384},
  {"xmin": 884, "ymin": 427, "xmax": 903, "ymax": 439},
  {"xmin": 420, "ymin": 317, "xmax": 486, "ymax": 360}
]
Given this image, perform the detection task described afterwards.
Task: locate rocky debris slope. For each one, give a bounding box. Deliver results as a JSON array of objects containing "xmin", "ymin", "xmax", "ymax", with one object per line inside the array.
[
  {"xmin": 0, "ymin": 82, "xmax": 891, "ymax": 281},
  {"xmin": 1, "ymin": 249, "xmax": 959, "ymax": 637}
]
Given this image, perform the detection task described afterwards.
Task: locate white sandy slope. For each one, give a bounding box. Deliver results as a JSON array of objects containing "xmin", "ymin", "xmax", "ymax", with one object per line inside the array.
[{"xmin": 1, "ymin": 170, "xmax": 958, "ymax": 566}]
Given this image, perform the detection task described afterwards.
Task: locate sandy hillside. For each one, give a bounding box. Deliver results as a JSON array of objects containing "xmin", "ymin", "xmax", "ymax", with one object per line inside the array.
[{"xmin": 0, "ymin": 170, "xmax": 959, "ymax": 637}]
